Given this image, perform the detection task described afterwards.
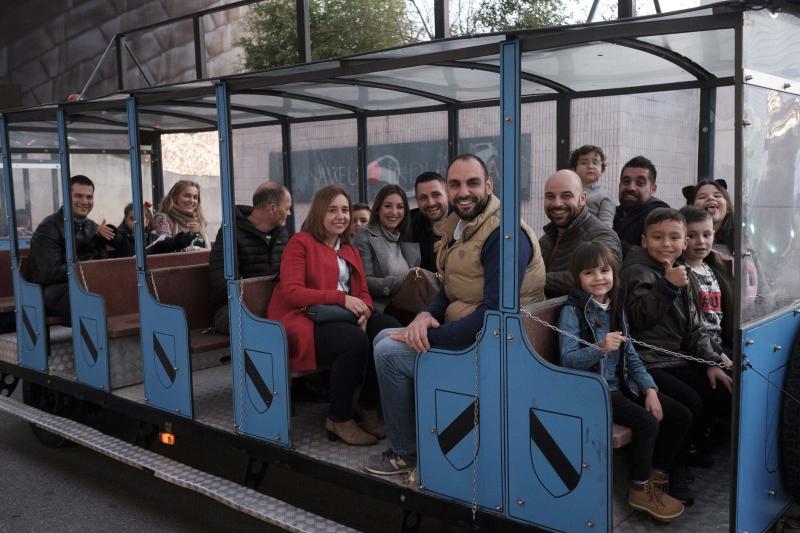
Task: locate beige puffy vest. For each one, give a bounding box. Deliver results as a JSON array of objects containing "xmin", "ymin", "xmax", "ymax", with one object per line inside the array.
[{"xmin": 435, "ymin": 195, "xmax": 546, "ymax": 323}]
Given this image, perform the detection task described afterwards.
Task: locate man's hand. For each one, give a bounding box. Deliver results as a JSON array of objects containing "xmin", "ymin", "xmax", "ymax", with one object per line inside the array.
[
  {"xmin": 389, "ymin": 311, "xmax": 439, "ymax": 353},
  {"xmin": 644, "ymin": 388, "xmax": 663, "ymax": 421},
  {"xmin": 707, "ymin": 366, "xmax": 733, "ymax": 393},
  {"xmin": 432, "ymin": 239, "xmax": 443, "ymax": 255},
  {"xmin": 95, "ymin": 219, "xmax": 115, "ymax": 241},
  {"xmin": 662, "ymin": 260, "xmax": 689, "ymax": 287},
  {"xmin": 599, "ymin": 331, "xmax": 625, "ymax": 352},
  {"xmin": 720, "ymin": 353, "xmax": 734, "ymax": 369}
]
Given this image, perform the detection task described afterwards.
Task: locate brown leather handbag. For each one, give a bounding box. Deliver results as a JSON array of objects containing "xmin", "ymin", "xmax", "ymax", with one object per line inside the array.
[{"xmin": 387, "ymin": 267, "xmax": 441, "ymax": 314}]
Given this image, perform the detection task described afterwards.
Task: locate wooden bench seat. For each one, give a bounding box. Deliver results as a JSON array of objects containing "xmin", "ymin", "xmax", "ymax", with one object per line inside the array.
[
  {"xmin": 148, "ymin": 262, "xmax": 229, "ymax": 354},
  {"xmin": 0, "ymin": 249, "xmax": 29, "ymax": 312},
  {"xmin": 0, "ymin": 296, "xmax": 14, "ymax": 313},
  {"xmin": 522, "ymin": 298, "xmax": 632, "ymax": 449}
]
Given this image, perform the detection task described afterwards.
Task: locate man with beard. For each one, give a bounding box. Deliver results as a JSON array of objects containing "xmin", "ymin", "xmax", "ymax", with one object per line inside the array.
[
  {"xmin": 208, "ymin": 181, "xmax": 291, "ymax": 334},
  {"xmin": 540, "ymin": 170, "xmax": 621, "ymax": 297},
  {"xmin": 364, "ymin": 153, "xmax": 546, "ymax": 475},
  {"xmin": 409, "ymin": 171, "xmax": 448, "ymax": 272},
  {"xmin": 613, "ymin": 156, "xmax": 670, "ymax": 255}
]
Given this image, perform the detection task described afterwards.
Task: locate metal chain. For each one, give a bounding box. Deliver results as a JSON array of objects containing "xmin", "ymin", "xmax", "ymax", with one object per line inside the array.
[
  {"xmin": 470, "ymin": 327, "xmax": 481, "ymax": 522},
  {"xmin": 519, "ymin": 308, "xmax": 728, "ymax": 369},
  {"xmin": 236, "ymin": 279, "xmax": 245, "ymax": 434},
  {"xmin": 742, "ymin": 360, "xmax": 800, "ymax": 408}
]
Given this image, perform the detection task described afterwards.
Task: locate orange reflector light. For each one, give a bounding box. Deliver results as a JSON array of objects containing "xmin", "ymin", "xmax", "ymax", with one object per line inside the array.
[{"xmin": 159, "ymin": 432, "xmax": 175, "ymax": 445}]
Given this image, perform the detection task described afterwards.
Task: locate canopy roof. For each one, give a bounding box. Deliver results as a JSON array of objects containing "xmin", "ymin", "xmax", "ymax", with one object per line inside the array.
[{"xmin": 1, "ymin": 1, "xmax": 753, "ymax": 145}]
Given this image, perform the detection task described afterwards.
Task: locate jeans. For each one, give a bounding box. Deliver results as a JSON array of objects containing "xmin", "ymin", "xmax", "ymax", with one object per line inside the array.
[{"xmin": 373, "ymin": 328, "xmax": 419, "ymax": 457}]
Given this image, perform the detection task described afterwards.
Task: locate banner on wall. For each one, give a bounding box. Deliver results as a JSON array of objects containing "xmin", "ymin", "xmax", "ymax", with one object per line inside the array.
[{"xmin": 269, "ymin": 135, "xmax": 532, "ymax": 202}]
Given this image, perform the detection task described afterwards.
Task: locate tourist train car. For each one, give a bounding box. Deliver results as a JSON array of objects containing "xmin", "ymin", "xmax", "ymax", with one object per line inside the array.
[{"xmin": 1, "ymin": 1, "xmax": 799, "ymax": 531}]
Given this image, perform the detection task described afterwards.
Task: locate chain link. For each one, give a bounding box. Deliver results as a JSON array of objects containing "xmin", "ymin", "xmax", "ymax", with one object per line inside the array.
[
  {"xmin": 470, "ymin": 327, "xmax": 481, "ymax": 522},
  {"xmin": 519, "ymin": 308, "xmax": 729, "ymax": 369}
]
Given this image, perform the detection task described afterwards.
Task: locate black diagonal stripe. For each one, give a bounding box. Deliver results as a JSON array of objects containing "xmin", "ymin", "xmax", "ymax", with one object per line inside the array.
[
  {"xmin": 153, "ymin": 334, "xmax": 176, "ymax": 383},
  {"xmin": 21, "ymin": 309, "xmax": 37, "ymax": 345},
  {"xmin": 437, "ymin": 398, "xmax": 479, "ymax": 455},
  {"xmin": 530, "ymin": 410, "xmax": 580, "ymax": 491},
  {"xmin": 79, "ymin": 319, "xmax": 98, "ymax": 363},
  {"xmin": 244, "ymin": 351, "xmax": 273, "ymax": 409}
]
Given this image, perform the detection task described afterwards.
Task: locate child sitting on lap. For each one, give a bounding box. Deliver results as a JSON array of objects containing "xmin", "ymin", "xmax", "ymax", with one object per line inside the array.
[{"xmin": 559, "ymin": 242, "xmax": 690, "ymax": 521}]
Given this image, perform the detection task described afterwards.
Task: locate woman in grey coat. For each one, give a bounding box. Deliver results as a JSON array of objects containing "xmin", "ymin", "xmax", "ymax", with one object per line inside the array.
[{"xmin": 353, "ymin": 185, "xmax": 421, "ymax": 323}]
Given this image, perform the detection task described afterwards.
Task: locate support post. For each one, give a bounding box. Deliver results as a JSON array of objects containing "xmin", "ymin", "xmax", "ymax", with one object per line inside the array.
[
  {"xmin": 698, "ymin": 87, "xmax": 716, "ymax": 179},
  {"xmin": 216, "ymin": 81, "xmax": 238, "ymax": 281},
  {"xmin": 296, "ymin": 0, "xmax": 311, "ymax": 63},
  {"xmin": 556, "ymin": 95, "xmax": 571, "ymax": 170},
  {"xmin": 618, "ymin": 0, "xmax": 634, "ymax": 19},
  {"xmin": 447, "ymin": 107, "xmax": 459, "ymax": 162},
  {"xmin": 281, "ymin": 122, "xmax": 295, "ymax": 234},
  {"xmin": 356, "ymin": 116, "xmax": 367, "ymax": 203},
  {"xmin": 192, "ymin": 15, "xmax": 207, "ymax": 80},
  {"xmin": 434, "ymin": 0, "xmax": 450, "ymax": 39}
]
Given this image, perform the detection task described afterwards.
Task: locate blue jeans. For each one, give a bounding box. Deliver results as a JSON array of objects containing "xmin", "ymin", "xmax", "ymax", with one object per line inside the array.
[{"xmin": 373, "ymin": 328, "xmax": 419, "ymax": 457}]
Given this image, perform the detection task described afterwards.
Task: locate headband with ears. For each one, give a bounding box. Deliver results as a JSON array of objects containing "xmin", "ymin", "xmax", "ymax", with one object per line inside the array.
[{"xmin": 681, "ymin": 178, "xmax": 728, "ymax": 201}]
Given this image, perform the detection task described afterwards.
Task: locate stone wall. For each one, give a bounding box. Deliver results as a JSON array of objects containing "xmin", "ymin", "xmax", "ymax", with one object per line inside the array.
[{"xmin": 0, "ymin": 0, "xmax": 250, "ymax": 108}]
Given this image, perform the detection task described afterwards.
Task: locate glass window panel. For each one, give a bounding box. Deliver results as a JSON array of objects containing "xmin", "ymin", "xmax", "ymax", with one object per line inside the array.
[
  {"xmin": 279, "ymin": 83, "xmax": 440, "ymax": 110},
  {"xmin": 366, "ymin": 112, "xmax": 448, "ymax": 204},
  {"xmin": 8, "ymin": 154, "xmax": 61, "ymax": 248},
  {"xmin": 232, "ymin": 124, "xmax": 284, "ymax": 205},
  {"xmin": 290, "ymin": 119, "xmax": 358, "ymax": 228},
  {"xmin": 459, "ymin": 102, "xmax": 556, "ymax": 233},
  {"xmin": 350, "ymin": 34, "xmax": 504, "ymax": 60},
  {"xmin": 124, "ymin": 19, "xmax": 197, "ymax": 90},
  {"xmin": 202, "ymin": 2, "xmax": 263, "ymax": 78},
  {"xmin": 9, "ymin": 127, "xmax": 60, "ymax": 151},
  {"xmin": 638, "ymin": 29, "xmax": 735, "ymax": 79},
  {"xmin": 223, "ymin": 94, "xmax": 349, "ymax": 120},
  {"xmin": 480, "ymin": 41, "xmax": 695, "ymax": 91},
  {"xmin": 744, "ymin": 9, "xmax": 800, "ymax": 81},
  {"xmin": 741, "ymin": 85, "xmax": 800, "ymax": 320},
  {"xmin": 713, "ymin": 85, "xmax": 735, "ymax": 184},
  {"xmin": 571, "ymin": 90, "xmax": 699, "ymax": 210}
]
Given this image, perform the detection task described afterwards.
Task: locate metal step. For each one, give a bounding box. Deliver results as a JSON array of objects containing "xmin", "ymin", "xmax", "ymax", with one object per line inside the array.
[{"xmin": 0, "ymin": 395, "xmax": 355, "ymax": 533}]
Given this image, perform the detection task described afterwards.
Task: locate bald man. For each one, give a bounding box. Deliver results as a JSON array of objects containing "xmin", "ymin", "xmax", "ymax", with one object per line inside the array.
[
  {"xmin": 540, "ymin": 170, "xmax": 622, "ymax": 297},
  {"xmin": 209, "ymin": 181, "xmax": 292, "ymax": 333}
]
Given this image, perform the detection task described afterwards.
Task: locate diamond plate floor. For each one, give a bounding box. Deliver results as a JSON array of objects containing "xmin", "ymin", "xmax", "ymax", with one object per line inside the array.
[{"xmin": 113, "ymin": 364, "xmax": 732, "ymax": 529}]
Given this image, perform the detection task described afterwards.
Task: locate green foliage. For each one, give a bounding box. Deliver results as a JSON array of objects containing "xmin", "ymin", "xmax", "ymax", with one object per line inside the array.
[
  {"xmin": 239, "ymin": 0, "xmax": 416, "ymax": 71},
  {"xmin": 471, "ymin": 0, "xmax": 568, "ymax": 32}
]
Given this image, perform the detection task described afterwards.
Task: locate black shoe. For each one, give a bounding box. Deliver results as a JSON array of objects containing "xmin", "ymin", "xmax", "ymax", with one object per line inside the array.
[
  {"xmin": 686, "ymin": 444, "xmax": 714, "ymax": 468},
  {"xmin": 667, "ymin": 466, "xmax": 696, "ymax": 506}
]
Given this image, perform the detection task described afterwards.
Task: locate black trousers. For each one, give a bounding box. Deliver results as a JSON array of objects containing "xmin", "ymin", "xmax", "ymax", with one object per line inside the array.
[
  {"xmin": 649, "ymin": 365, "xmax": 731, "ymax": 453},
  {"xmin": 43, "ymin": 283, "xmax": 70, "ymax": 321},
  {"xmin": 611, "ymin": 390, "xmax": 692, "ymax": 482},
  {"xmin": 314, "ymin": 312, "xmax": 401, "ymax": 421}
]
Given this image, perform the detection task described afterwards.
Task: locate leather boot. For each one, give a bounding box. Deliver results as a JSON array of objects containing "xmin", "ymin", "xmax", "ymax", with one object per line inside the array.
[
  {"xmin": 325, "ymin": 418, "xmax": 378, "ymax": 446},
  {"xmin": 354, "ymin": 408, "xmax": 386, "ymax": 440}
]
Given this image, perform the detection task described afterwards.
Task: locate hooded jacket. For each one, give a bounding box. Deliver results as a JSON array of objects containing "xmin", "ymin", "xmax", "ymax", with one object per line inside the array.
[
  {"xmin": 559, "ymin": 287, "xmax": 657, "ymax": 396},
  {"xmin": 539, "ymin": 206, "xmax": 622, "ymax": 297},
  {"xmin": 621, "ymin": 246, "xmax": 721, "ymax": 369},
  {"xmin": 208, "ymin": 205, "xmax": 289, "ymax": 315}
]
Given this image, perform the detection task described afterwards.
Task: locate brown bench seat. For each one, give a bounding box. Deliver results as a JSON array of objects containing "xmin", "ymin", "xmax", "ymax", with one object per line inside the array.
[
  {"xmin": 0, "ymin": 249, "xmax": 29, "ymax": 312},
  {"xmin": 148, "ymin": 262, "xmax": 229, "ymax": 354},
  {"xmin": 0, "ymin": 296, "xmax": 15, "ymax": 313},
  {"xmin": 522, "ymin": 298, "xmax": 632, "ymax": 449}
]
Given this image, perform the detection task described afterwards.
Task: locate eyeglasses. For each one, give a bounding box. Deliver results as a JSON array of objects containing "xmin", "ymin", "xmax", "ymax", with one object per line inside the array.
[{"xmin": 577, "ymin": 159, "xmax": 602, "ymax": 167}]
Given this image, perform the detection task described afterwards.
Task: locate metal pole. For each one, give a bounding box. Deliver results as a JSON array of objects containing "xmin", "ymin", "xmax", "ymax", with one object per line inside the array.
[
  {"xmin": 56, "ymin": 108, "xmax": 76, "ymax": 266},
  {"xmin": 115, "ymin": 35, "xmax": 125, "ymax": 91},
  {"xmin": 216, "ymin": 81, "xmax": 239, "ymax": 281},
  {"xmin": 126, "ymin": 97, "xmax": 147, "ymax": 271},
  {"xmin": 0, "ymin": 115, "xmax": 19, "ymax": 261},
  {"xmin": 150, "ymin": 133, "xmax": 164, "ymax": 207},
  {"xmin": 356, "ymin": 116, "xmax": 367, "ymax": 203},
  {"xmin": 447, "ymin": 107, "xmax": 459, "ymax": 162},
  {"xmin": 296, "ymin": 0, "xmax": 311, "ymax": 63},
  {"xmin": 618, "ymin": 0, "xmax": 634, "ymax": 19},
  {"xmin": 193, "ymin": 15, "xmax": 207, "ymax": 80},
  {"xmin": 556, "ymin": 95, "xmax": 571, "ymax": 169},
  {"xmin": 697, "ymin": 87, "xmax": 716, "ymax": 179},
  {"xmin": 434, "ymin": 0, "xmax": 450, "ymax": 39},
  {"xmin": 281, "ymin": 122, "xmax": 295, "ymax": 234}
]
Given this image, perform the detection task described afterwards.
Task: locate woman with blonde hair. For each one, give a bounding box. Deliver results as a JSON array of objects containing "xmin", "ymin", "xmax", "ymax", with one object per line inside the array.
[{"xmin": 150, "ymin": 180, "xmax": 210, "ymax": 253}]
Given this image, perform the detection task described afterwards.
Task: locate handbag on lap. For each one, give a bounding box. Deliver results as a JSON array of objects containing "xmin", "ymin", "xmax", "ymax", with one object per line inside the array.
[
  {"xmin": 305, "ymin": 304, "xmax": 359, "ymax": 324},
  {"xmin": 387, "ymin": 267, "xmax": 441, "ymax": 314}
]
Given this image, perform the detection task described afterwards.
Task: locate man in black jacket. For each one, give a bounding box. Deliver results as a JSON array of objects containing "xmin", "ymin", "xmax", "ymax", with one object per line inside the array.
[
  {"xmin": 29, "ymin": 175, "xmax": 121, "ymax": 320},
  {"xmin": 409, "ymin": 171, "xmax": 448, "ymax": 272},
  {"xmin": 539, "ymin": 170, "xmax": 622, "ymax": 297},
  {"xmin": 209, "ymin": 182, "xmax": 291, "ymax": 334},
  {"xmin": 613, "ymin": 156, "xmax": 670, "ymax": 256}
]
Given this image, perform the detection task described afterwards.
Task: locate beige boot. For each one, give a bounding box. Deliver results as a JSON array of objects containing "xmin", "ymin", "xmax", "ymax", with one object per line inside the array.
[
  {"xmin": 628, "ymin": 479, "xmax": 684, "ymax": 522},
  {"xmin": 325, "ymin": 418, "xmax": 378, "ymax": 446},
  {"xmin": 356, "ymin": 409, "xmax": 386, "ymax": 440}
]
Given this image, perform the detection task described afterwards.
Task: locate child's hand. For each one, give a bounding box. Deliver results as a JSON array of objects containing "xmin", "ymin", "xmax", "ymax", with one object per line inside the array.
[
  {"xmin": 600, "ymin": 331, "xmax": 625, "ymax": 351},
  {"xmin": 662, "ymin": 260, "xmax": 689, "ymax": 287},
  {"xmin": 644, "ymin": 388, "xmax": 663, "ymax": 421}
]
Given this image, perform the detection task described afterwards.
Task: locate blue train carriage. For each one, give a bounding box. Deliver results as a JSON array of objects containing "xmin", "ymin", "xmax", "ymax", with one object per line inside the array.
[{"xmin": 0, "ymin": 1, "xmax": 799, "ymax": 531}]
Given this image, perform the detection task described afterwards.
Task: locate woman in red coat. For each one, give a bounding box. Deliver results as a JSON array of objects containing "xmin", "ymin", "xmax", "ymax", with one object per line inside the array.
[{"xmin": 268, "ymin": 186, "xmax": 398, "ymax": 446}]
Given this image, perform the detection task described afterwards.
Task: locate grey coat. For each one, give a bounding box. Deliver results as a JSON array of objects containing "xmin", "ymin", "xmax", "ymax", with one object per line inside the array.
[{"xmin": 353, "ymin": 223, "xmax": 421, "ymax": 311}]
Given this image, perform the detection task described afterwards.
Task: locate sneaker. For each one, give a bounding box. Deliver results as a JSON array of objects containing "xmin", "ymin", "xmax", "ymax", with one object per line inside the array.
[
  {"xmin": 667, "ymin": 466, "xmax": 695, "ymax": 506},
  {"xmin": 364, "ymin": 449, "xmax": 416, "ymax": 475},
  {"xmin": 628, "ymin": 480, "xmax": 685, "ymax": 522}
]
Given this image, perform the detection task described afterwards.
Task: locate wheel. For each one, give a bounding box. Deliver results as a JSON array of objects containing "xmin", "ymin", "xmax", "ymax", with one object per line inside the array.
[
  {"xmin": 782, "ymin": 334, "xmax": 800, "ymax": 504},
  {"xmin": 21, "ymin": 381, "xmax": 82, "ymax": 448}
]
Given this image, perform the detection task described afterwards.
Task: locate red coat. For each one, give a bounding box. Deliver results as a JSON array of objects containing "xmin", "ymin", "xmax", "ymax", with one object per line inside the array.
[{"xmin": 267, "ymin": 231, "xmax": 373, "ymax": 372}]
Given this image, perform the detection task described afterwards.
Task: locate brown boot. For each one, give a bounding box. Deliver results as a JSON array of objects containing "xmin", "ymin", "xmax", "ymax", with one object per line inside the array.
[
  {"xmin": 325, "ymin": 418, "xmax": 378, "ymax": 446},
  {"xmin": 628, "ymin": 479, "xmax": 684, "ymax": 522},
  {"xmin": 649, "ymin": 468, "xmax": 668, "ymax": 493},
  {"xmin": 356, "ymin": 409, "xmax": 386, "ymax": 440}
]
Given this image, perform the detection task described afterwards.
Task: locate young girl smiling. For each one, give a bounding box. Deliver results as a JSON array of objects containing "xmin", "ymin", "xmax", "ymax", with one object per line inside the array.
[{"xmin": 558, "ymin": 242, "xmax": 692, "ymax": 520}]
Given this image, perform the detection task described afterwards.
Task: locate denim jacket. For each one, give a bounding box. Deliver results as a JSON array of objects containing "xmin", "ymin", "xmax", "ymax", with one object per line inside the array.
[{"xmin": 558, "ymin": 288, "xmax": 657, "ymax": 396}]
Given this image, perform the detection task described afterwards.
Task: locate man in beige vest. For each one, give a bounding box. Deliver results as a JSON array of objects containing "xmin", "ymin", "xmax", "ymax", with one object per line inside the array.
[{"xmin": 364, "ymin": 153, "xmax": 545, "ymax": 475}]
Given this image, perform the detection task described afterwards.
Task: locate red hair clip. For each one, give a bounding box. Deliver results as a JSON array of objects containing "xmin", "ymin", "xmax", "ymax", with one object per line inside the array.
[{"xmin": 144, "ymin": 201, "xmax": 152, "ymax": 209}]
